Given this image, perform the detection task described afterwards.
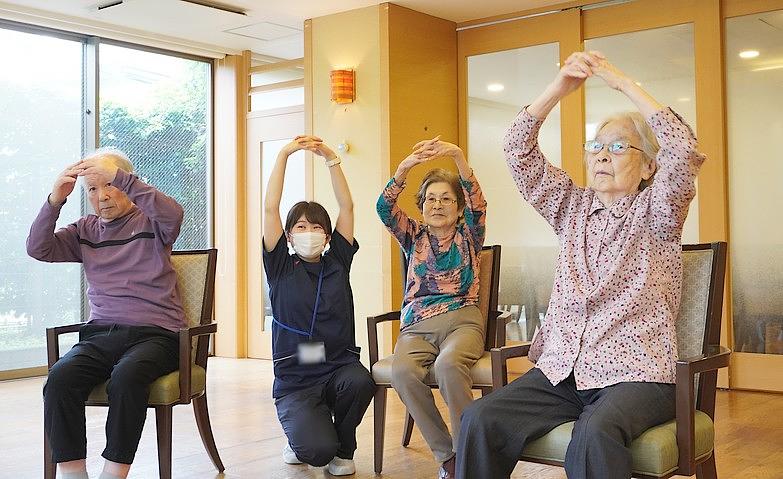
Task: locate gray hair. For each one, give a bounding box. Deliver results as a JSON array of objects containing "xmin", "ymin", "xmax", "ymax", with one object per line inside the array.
[
  {"xmin": 594, "ymin": 112, "xmax": 659, "ymax": 190},
  {"xmin": 83, "ymin": 147, "xmax": 134, "ymax": 173}
]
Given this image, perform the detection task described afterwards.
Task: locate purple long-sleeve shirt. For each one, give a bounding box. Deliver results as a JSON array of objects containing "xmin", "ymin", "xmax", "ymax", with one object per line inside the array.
[{"xmin": 26, "ymin": 169, "xmax": 186, "ymax": 331}]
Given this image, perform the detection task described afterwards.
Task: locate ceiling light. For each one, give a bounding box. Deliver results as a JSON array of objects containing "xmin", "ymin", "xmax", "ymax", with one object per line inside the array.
[
  {"xmin": 677, "ymin": 97, "xmax": 691, "ymax": 102},
  {"xmin": 739, "ymin": 50, "xmax": 759, "ymax": 59},
  {"xmin": 487, "ymin": 83, "xmax": 504, "ymax": 92}
]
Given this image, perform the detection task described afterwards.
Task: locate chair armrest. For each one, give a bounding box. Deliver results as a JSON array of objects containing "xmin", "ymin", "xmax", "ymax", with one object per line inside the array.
[
  {"xmin": 675, "ymin": 345, "xmax": 731, "ymax": 475},
  {"xmin": 367, "ymin": 311, "xmax": 401, "ymax": 367},
  {"xmin": 490, "ymin": 343, "xmax": 532, "ymax": 389},
  {"xmin": 45, "ymin": 323, "xmax": 83, "ymax": 369},
  {"xmin": 177, "ymin": 322, "xmax": 218, "ymax": 405},
  {"xmin": 491, "ymin": 311, "xmax": 512, "ymax": 348}
]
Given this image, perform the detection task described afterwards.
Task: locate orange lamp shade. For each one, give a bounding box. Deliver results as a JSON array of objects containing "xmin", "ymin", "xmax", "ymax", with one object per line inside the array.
[{"xmin": 330, "ymin": 69, "xmax": 355, "ymax": 104}]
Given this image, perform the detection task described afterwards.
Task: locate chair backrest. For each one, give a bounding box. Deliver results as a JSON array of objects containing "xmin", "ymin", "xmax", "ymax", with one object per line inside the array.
[
  {"xmin": 171, "ymin": 249, "xmax": 218, "ymax": 366},
  {"xmin": 676, "ymin": 243, "xmax": 727, "ymax": 358},
  {"xmin": 400, "ymin": 245, "xmax": 502, "ymax": 351},
  {"xmin": 477, "ymin": 246, "xmax": 502, "ymax": 350},
  {"xmin": 677, "ymin": 243, "xmax": 727, "ymax": 411}
]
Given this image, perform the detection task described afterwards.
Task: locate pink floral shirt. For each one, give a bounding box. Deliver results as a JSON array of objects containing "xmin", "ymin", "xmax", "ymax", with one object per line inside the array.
[{"xmin": 504, "ymin": 107, "xmax": 705, "ymax": 389}]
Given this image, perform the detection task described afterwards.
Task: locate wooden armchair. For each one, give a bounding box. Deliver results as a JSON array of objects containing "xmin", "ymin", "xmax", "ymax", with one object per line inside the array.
[
  {"xmin": 43, "ymin": 249, "xmax": 224, "ymax": 479},
  {"xmin": 490, "ymin": 242, "xmax": 729, "ymax": 478},
  {"xmin": 367, "ymin": 245, "xmax": 509, "ymax": 473}
]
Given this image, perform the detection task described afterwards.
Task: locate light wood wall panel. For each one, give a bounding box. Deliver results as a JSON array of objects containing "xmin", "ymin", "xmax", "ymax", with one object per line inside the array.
[
  {"xmin": 213, "ymin": 51, "xmax": 250, "ymax": 358},
  {"xmin": 384, "ymin": 3, "xmax": 459, "ymax": 344}
]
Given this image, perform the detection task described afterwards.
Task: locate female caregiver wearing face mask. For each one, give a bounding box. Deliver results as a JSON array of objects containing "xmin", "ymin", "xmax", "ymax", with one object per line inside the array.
[{"xmin": 263, "ymin": 135, "xmax": 375, "ymax": 476}]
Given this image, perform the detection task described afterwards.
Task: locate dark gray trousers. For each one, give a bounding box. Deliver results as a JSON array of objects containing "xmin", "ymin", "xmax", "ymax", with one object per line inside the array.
[
  {"xmin": 456, "ymin": 367, "xmax": 675, "ymax": 479},
  {"xmin": 275, "ymin": 361, "xmax": 375, "ymax": 466}
]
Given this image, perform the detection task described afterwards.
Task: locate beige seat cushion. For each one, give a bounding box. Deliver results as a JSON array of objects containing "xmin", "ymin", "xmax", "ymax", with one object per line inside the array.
[
  {"xmin": 86, "ymin": 365, "xmax": 207, "ymax": 406},
  {"xmin": 372, "ymin": 351, "xmax": 493, "ymax": 387},
  {"xmin": 521, "ymin": 410, "xmax": 715, "ymax": 477}
]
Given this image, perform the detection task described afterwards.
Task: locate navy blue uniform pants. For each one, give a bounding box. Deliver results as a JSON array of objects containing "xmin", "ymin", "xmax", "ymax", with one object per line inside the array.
[
  {"xmin": 275, "ymin": 361, "xmax": 375, "ymax": 466},
  {"xmin": 44, "ymin": 323, "xmax": 179, "ymax": 464}
]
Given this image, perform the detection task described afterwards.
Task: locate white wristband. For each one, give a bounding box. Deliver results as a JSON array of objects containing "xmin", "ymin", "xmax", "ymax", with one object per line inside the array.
[{"xmin": 326, "ymin": 155, "xmax": 342, "ymax": 167}]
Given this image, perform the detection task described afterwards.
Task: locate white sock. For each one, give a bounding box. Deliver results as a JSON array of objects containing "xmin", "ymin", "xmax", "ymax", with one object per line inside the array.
[
  {"xmin": 61, "ymin": 472, "xmax": 89, "ymax": 479},
  {"xmin": 98, "ymin": 472, "xmax": 123, "ymax": 479}
]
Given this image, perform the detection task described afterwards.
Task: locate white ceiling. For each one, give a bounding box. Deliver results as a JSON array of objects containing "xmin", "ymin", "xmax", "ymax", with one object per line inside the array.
[{"xmin": 0, "ymin": 0, "xmax": 564, "ymax": 59}]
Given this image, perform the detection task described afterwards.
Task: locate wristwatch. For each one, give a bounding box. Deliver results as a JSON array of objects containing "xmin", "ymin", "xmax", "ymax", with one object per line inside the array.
[{"xmin": 326, "ymin": 155, "xmax": 342, "ymax": 167}]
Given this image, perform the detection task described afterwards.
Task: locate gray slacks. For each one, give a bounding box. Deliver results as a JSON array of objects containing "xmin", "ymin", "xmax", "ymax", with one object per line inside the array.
[
  {"xmin": 391, "ymin": 306, "xmax": 485, "ymax": 463},
  {"xmin": 457, "ymin": 367, "xmax": 676, "ymax": 479}
]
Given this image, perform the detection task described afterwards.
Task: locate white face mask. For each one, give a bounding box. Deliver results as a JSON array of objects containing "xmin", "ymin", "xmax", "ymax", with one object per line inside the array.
[{"xmin": 290, "ymin": 232, "xmax": 327, "ymax": 259}]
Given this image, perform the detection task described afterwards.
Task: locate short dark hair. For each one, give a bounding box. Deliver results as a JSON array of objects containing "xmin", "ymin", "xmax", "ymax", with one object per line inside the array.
[
  {"xmin": 285, "ymin": 201, "xmax": 332, "ymax": 234},
  {"xmin": 415, "ymin": 168, "xmax": 466, "ymax": 212}
]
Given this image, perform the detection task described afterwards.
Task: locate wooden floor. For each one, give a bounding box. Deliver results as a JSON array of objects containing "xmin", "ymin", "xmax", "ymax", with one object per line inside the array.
[{"xmin": 2, "ymin": 357, "xmax": 781, "ymax": 479}]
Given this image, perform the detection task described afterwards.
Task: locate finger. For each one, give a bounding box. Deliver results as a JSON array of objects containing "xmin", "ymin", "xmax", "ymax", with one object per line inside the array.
[
  {"xmin": 578, "ymin": 52, "xmax": 600, "ymax": 67},
  {"xmin": 562, "ymin": 64, "xmax": 587, "ymax": 79},
  {"xmin": 588, "ymin": 50, "xmax": 606, "ymax": 60},
  {"xmin": 565, "ymin": 52, "xmax": 581, "ymax": 65},
  {"xmin": 412, "ymin": 145, "xmax": 435, "ymax": 155},
  {"xmin": 571, "ymin": 55, "xmax": 592, "ymax": 69},
  {"xmin": 78, "ymin": 167, "xmax": 100, "ymax": 177},
  {"xmin": 412, "ymin": 139, "xmax": 430, "ymax": 150},
  {"xmin": 572, "ymin": 60, "xmax": 592, "ymax": 77}
]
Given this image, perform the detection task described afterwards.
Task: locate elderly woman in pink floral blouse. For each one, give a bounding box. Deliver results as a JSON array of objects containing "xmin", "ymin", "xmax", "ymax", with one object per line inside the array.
[{"xmin": 456, "ymin": 51, "xmax": 706, "ymax": 479}]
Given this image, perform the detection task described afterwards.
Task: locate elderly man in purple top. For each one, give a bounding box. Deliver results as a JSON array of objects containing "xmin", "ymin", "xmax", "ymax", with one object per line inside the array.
[{"xmin": 27, "ymin": 148, "xmax": 186, "ymax": 479}]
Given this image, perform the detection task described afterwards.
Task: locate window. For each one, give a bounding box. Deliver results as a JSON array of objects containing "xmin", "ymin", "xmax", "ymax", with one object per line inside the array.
[
  {"xmin": 0, "ymin": 23, "xmax": 213, "ymax": 374},
  {"xmin": 0, "ymin": 27, "xmax": 84, "ymax": 371},
  {"xmin": 99, "ymin": 44, "xmax": 212, "ymax": 250}
]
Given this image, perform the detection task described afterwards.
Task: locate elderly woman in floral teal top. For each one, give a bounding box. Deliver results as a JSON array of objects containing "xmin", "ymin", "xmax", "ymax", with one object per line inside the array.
[{"xmin": 376, "ymin": 137, "xmax": 487, "ymax": 479}]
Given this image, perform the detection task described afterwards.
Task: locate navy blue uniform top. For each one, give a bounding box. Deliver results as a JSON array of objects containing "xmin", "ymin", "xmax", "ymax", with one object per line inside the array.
[{"xmin": 263, "ymin": 230, "xmax": 361, "ymax": 398}]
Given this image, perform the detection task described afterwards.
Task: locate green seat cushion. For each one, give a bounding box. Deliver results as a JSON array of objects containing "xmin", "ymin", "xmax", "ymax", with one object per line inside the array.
[
  {"xmin": 87, "ymin": 365, "xmax": 207, "ymax": 406},
  {"xmin": 521, "ymin": 410, "xmax": 715, "ymax": 477}
]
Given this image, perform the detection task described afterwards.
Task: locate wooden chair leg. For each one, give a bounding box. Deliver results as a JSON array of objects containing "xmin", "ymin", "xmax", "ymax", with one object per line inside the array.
[
  {"xmin": 44, "ymin": 431, "xmax": 56, "ymax": 479},
  {"xmin": 374, "ymin": 387, "xmax": 387, "ymax": 474},
  {"xmin": 696, "ymin": 453, "xmax": 718, "ymax": 479},
  {"xmin": 193, "ymin": 393, "xmax": 225, "ymax": 472},
  {"xmin": 401, "ymin": 410, "xmax": 415, "ymax": 447},
  {"xmin": 155, "ymin": 405, "xmax": 173, "ymax": 479}
]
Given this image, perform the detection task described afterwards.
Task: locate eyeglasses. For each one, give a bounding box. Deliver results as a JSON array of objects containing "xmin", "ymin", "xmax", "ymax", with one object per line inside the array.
[
  {"xmin": 584, "ymin": 140, "xmax": 643, "ymax": 155},
  {"xmin": 424, "ymin": 197, "xmax": 456, "ymax": 206}
]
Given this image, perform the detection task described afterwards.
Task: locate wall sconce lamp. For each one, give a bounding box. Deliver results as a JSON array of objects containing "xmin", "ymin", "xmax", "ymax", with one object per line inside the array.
[{"xmin": 330, "ymin": 69, "xmax": 355, "ymax": 104}]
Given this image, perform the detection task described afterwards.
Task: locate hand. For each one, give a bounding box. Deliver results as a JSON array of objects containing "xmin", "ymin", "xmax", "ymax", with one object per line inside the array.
[
  {"xmin": 396, "ymin": 152, "xmax": 429, "ymax": 173},
  {"xmin": 592, "ymin": 56, "xmax": 633, "ymax": 91},
  {"xmin": 549, "ymin": 51, "xmax": 604, "ymax": 98},
  {"xmin": 412, "ymin": 136, "xmax": 464, "ymax": 161},
  {"xmin": 49, "ymin": 160, "xmax": 86, "ymax": 205},
  {"xmin": 280, "ymin": 135, "xmax": 322, "ymax": 157},
  {"xmin": 308, "ymin": 138, "xmax": 338, "ymax": 161},
  {"xmin": 396, "ymin": 136, "xmax": 442, "ymax": 172},
  {"xmin": 78, "ymin": 157, "xmax": 119, "ymax": 186}
]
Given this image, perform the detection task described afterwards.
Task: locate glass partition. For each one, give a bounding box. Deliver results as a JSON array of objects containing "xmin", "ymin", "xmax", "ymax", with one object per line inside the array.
[
  {"xmin": 468, "ymin": 43, "xmax": 561, "ymax": 340},
  {"xmin": 726, "ymin": 10, "xmax": 783, "ymax": 355}
]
